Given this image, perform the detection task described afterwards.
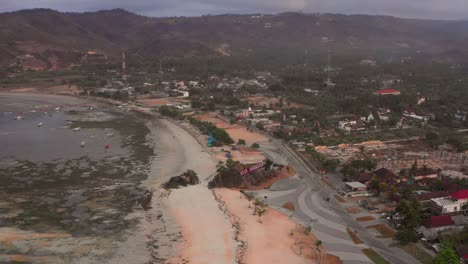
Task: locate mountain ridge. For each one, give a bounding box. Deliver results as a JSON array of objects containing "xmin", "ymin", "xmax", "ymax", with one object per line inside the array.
[{"xmin": 1, "ymin": 8, "xmax": 468, "ymax": 70}]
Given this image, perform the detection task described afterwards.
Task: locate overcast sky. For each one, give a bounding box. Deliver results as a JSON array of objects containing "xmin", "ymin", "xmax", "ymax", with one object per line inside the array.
[{"xmin": 1, "ymin": 0, "xmax": 467, "ymax": 20}]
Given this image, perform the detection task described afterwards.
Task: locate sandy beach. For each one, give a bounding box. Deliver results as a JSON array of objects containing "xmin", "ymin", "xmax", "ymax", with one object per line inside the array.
[
  {"xmin": 215, "ymin": 188, "xmax": 319, "ymax": 264},
  {"xmin": 107, "ymin": 118, "xmax": 236, "ymax": 264}
]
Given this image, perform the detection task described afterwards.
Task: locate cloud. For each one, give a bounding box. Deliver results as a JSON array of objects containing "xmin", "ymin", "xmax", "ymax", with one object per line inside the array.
[{"xmin": 1, "ymin": 0, "xmax": 467, "ymax": 20}]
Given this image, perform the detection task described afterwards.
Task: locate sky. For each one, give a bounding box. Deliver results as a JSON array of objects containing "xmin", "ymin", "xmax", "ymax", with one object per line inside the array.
[{"xmin": 1, "ymin": 0, "xmax": 467, "ymax": 20}]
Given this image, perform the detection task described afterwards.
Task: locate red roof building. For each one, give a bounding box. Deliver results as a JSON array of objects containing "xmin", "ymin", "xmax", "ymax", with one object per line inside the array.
[
  {"xmin": 450, "ymin": 190, "xmax": 468, "ymax": 201},
  {"xmin": 373, "ymin": 89, "xmax": 401, "ymax": 95},
  {"xmin": 424, "ymin": 215, "xmax": 455, "ymax": 229}
]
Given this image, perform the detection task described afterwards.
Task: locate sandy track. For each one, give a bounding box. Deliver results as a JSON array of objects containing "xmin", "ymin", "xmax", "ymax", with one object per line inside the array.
[{"xmin": 216, "ymin": 188, "xmax": 318, "ymax": 264}]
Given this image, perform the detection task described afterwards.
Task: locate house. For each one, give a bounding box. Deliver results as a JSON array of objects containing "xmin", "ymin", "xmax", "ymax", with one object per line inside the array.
[
  {"xmin": 236, "ymin": 108, "xmax": 253, "ymax": 119},
  {"xmin": 377, "ymin": 109, "xmax": 391, "ymax": 121},
  {"xmin": 372, "ymin": 168, "xmax": 399, "ymax": 184},
  {"xmin": 345, "ymin": 182, "xmax": 367, "ymax": 192},
  {"xmin": 450, "ymin": 190, "xmax": 468, "ymax": 206},
  {"xmin": 338, "ymin": 120, "xmax": 356, "ymax": 130},
  {"xmin": 360, "ymin": 59, "xmax": 377, "ymax": 66},
  {"xmin": 304, "ymin": 89, "xmax": 320, "ymax": 95},
  {"xmin": 424, "ymin": 215, "xmax": 455, "ymax": 230},
  {"xmin": 414, "ymin": 167, "xmax": 439, "ymax": 181},
  {"xmin": 361, "ymin": 113, "xmax": 375, "ymax": 123},
  {"xmin": 431, "ymin": 196, "xmax": 465, "ymax": 215},
  {"xmin": 178, "ymin": 91, "xmax": 189, "ymax": 98},
  {"xmin": 358, "ymin": 172, "xmax": 373, "ymax": 185},
  {"xmin": 415, "ymin": 191, "xmax": 448, "ymax": 207},
  {"xmin": 403, "ymin": 108, "xmax": 428, "ymax": 121},
  {"xmin": 417, "ymin": 95, "xmax": 426, "ymax": 105},
  {"xmin": 373, "ymin": 89, "xmax": 401, "ymax": 96},
  {"xmin": 455, "ymin": 110, "xmax": 467, "ymax": 121},
  {"xmin": 419, "ymin": 215, "xmax": 457, "ymax": 240}
]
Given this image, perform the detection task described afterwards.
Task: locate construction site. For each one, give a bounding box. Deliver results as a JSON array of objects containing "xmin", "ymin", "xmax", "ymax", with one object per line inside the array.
[{"xmin": 314, "ymin": 139, "xmax": 468, "ymax": 173}]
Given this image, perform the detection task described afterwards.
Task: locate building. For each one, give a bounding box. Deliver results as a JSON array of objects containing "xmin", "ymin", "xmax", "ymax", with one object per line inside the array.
[
  {"xmin": 372, "ymin": 168, "xmax": 399, "ymax": 185},
  {"xmin": 358, "ymin": 172, "xmax": 373, "ymax": 185},
  {"xmin": 414, "ymin": 168, "xmax": 439, "ymax": 181},
  {"xmin": 415, "ymin": 191, "xmax": 448, "ymax": 207},
  {"xmin": 345, "ymin": 182, "xmax": 367, "ymax": 192},
  {"xmin": 431, "ymin": 197, "xmax": 463, "ymax": 214},
  {"xmin": 373, "ymin": 89, "xmax": 401, "ymax": 96},
  {"xmin": 403, "ymin": 108, "xmax": 428, "ymax": 122},
  {"xmin": 450, "ymin": 190, "xmax": 468, "ymax": 206},
  {"xmin": 419, "ymin": 215, "xmax": 456, "ymax": 240}
]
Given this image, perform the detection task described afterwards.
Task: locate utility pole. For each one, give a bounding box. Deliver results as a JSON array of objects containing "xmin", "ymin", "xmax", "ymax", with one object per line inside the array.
[{"xmin": 122, "ymin": 49, "xmax": 127, "ymax": 81}]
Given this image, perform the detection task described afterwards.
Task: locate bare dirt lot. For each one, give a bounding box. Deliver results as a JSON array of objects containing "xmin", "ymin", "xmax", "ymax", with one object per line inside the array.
[
  {"xmin": 193, "ymin": 113, "xmax": 268, "ymax": 145},
  {"xmin": 245, "ymin": 96, "xmax": 304, "ymax": 109}
]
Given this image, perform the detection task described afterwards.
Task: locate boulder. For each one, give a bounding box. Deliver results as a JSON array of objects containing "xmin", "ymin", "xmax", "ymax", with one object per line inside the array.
[{"xmin": 163, "ymin": 170, "xmax": 199, "ymax": 189}]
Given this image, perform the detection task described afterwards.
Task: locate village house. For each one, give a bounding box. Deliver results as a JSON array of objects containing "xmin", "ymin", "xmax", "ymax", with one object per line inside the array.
[
  {"xmin": 403, "ymin": 108, "xmax": 428, "ymax": 122},
  {"xmin": 373, "ymin": 89, "xmax": 401, "ymax": 96},
  {"xmin": 372, "ymin": 168, "xmax": 400, "ymax": 185},
  {"xmin": 415, "ymin": 191, "xmax": 449, "ymax": 208},
  {"xmin": 377, "ymin": 108, "xmax": 391, "ymax": 121},
  {"xmin": 414, "ymin": 167, "xmax": 439, "ymax": 181},
  {"xmin": 418, "ymin": 215, "xmax": 456, "ymax": 240},
  {"xmin": 431, "ymin": 190, "xmax": 468, "ymax": 215}
]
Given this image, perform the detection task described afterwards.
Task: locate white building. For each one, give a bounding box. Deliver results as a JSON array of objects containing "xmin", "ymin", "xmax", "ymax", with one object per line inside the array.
[{"xmin": 431, "ymin": 197, "xmax": 465, "ymax": 214}]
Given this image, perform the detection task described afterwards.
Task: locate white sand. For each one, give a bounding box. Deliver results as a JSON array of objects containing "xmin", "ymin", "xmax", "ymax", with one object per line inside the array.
[{"xmin": 107, "ymin": 118, "xmax": 236, "ymax": 264}]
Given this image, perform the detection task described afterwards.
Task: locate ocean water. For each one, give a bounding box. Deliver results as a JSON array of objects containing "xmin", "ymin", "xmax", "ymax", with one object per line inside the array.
[{"xmin": 0, "ymin": 94, "xmax": 155, "ymax": 262}]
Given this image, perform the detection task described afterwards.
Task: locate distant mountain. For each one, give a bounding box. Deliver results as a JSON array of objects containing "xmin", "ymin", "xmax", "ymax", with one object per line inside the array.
[{"xmin": 1, "ymin": 8, "xmax": 468, "ymax": 69}]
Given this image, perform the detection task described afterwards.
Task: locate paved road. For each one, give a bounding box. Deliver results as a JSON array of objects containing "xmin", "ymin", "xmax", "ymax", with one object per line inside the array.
[{"xmin": 257, "ymin": 139, "xmax": 420, "ymax": 264}]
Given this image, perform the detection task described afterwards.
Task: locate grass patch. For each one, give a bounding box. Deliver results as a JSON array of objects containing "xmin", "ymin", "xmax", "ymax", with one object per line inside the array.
[
  {"xmin": 397, "ymin": 243, "xmax": 434, "ymax": 264},
  {"xmin": 366, "ymin": 224, "xmax": 396, "ymax": 238},
  {"xmin": 356, "ymin": 216, "xmax": 375, "ymax": 222},
  {"xmin": 362, "ymin": 248, "xmax": 390, "ymax": 264},
  {"xmin": 335, "ymin": 195, "xmax": 347, "ymax": 203},
  {"xmin": 347, "ymin": 228, "xmax": 363, "ymax": 244}
]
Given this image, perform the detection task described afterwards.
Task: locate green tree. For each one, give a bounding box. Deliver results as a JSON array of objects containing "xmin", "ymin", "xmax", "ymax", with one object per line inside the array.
[
  {"xmin": 433, "ymin": 242, "xmax": 459, "ymax": 264},
  {"xmin": 238, "ymin": 139, "xmax": 246, "ymax": 145},
  {"xmin": 251, "ymin": 143, "xmax": 260, "ymax": 148},
  {"xmin": 396, "ymin": 199, "xmax": 422, "ymax": 229},
  {"xmin": 255, "ymin": 122, "xmax": 264, "ymax": 130},
  {"xmin": 396, "ymin": 228, "xmax": 419, "ymax": 245}
]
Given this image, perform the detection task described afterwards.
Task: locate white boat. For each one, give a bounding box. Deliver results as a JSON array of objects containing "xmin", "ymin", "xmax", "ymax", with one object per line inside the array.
[
  {"xmin": 73, "ymin": 127, "xmax": 81, "ymax": 131},
  {"xmin": 37, "ymin": 122, "xmax": 43, "ymax": 127}
]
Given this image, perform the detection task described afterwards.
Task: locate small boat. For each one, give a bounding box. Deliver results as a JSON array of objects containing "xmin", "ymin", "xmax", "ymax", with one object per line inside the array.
[
  {"xmin": 80, "ymin": 141, "xmax": 85, "ymax": 148},
  {"xmin": 37, "ymin": 122, "xmax": 43, "ymax": 127},
  {"xmin": 73, "ymin": 127, "xmax": 81, "ymax": 131}
]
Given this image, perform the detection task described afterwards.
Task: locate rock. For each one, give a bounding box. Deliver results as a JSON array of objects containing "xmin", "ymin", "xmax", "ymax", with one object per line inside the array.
[
  {"xmin": 138, "ymin": 190, "xmax": 153, "ymax": 210},
  {"xmin": 163, "ymin": 170, "xmax": 199, "ymax": 189}
]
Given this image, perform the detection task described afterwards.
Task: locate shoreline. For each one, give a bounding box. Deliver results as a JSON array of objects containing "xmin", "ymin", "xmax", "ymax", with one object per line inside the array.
[{"xmin": 107, "ymin": 116, "xmax": 238, "ymax": 264}]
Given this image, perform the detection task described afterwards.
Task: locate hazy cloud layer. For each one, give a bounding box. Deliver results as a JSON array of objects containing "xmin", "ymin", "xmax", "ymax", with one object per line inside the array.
[{"xmin": 1, "ymin": 0, "xmax": 467, "ymax": 20}]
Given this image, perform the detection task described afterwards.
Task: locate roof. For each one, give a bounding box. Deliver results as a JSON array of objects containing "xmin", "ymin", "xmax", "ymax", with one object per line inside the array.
[
  {"xmin": 358, "ymin": 172, "xmax": 373, "ymax": 183},
  {"xmin": 432, "ymin": 197, "xmax": 457, "ymax": 206},
  {"xmin": 374, "ymin": 89, "xmax": 401, "ymax": 94},
  {"xmin": 415, "ymin": 191, "xmax": 448, "ymax": 202},
  {"xmin": 415, "ymin": 167, "xmax": 437, "ymax": 176},
  {"xmin": 424, "ymin": 215, "xmax": 455, "ymax": 229},
  {"xmin": 373, "ymin": 168, "xmax": 398, "ymax": 179},
  {"xmin": 450, "ymin": 190, "xmax": 468, "ymax": 200},
  {"xmin": 345, "ymin": 182, "xmax": 367, "ymax": 189}
]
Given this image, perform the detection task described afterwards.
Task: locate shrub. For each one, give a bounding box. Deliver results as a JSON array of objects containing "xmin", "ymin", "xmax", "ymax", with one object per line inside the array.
[{"xmin": 396, "ymin": 228, "xmax": 419, "ymax": 245}]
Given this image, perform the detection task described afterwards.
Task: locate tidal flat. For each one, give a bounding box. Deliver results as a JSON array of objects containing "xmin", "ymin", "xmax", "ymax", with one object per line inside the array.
[{"xmin": 0, "ymin": 94, "xmax": 155, "ymax": 263}]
